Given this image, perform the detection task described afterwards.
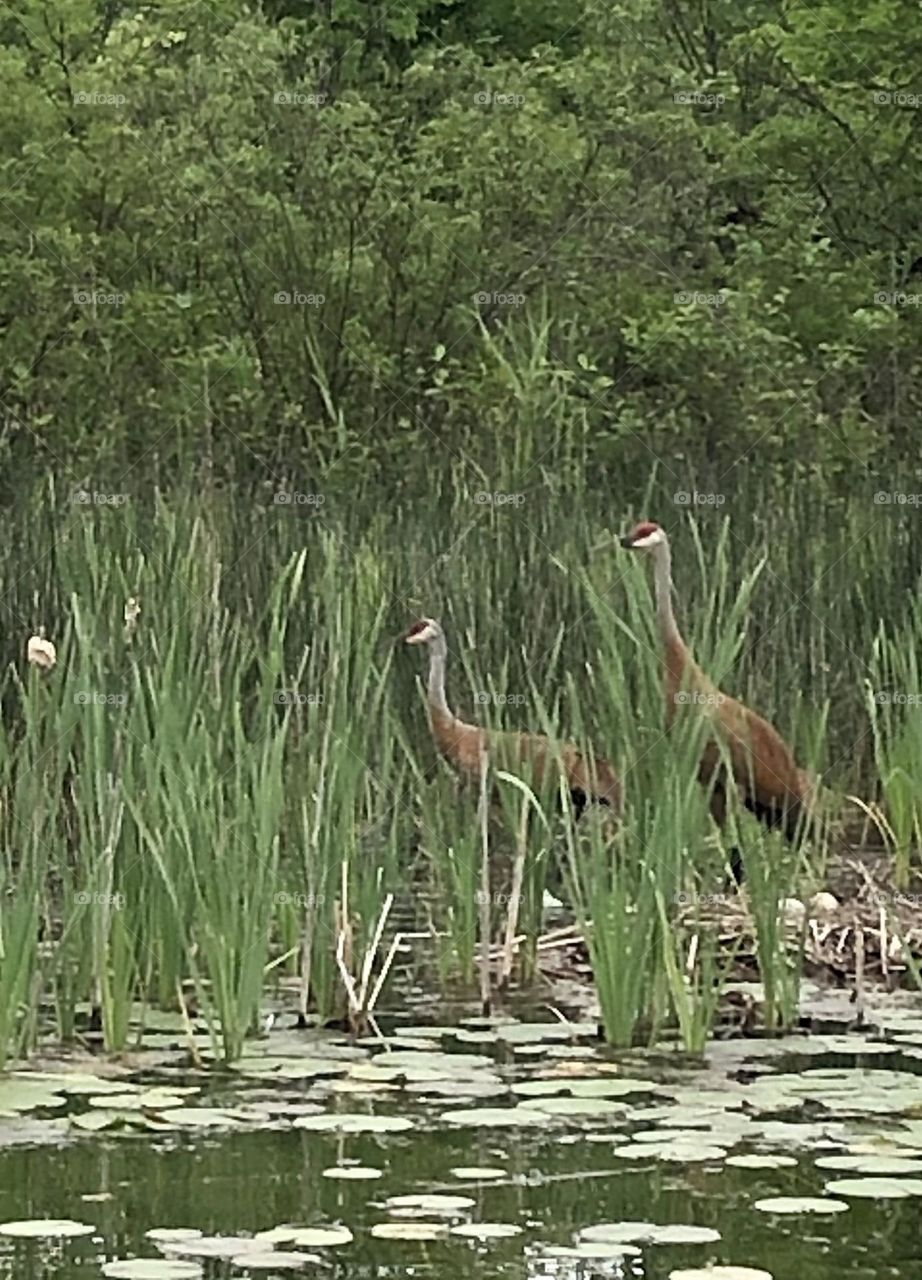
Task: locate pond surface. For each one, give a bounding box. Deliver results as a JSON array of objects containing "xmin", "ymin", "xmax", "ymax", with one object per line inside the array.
[{"xmin": 2, "ymin": 1012, "xmax": 922, "ymax": 1280}]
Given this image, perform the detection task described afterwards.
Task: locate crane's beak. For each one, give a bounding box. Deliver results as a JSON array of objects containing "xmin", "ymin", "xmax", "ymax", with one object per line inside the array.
[{"xmin": 618, "ymin": 534, "xmax": 635, "ymax": 549}]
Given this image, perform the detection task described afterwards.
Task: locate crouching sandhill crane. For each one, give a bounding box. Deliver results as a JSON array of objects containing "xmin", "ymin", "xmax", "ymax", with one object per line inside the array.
[
  {"xmin": 619, "ymin": 521, "xmax": 814, "ymax": 878},
  {"xmin": 403, "ymin": 618, "xmax": 621, "ymax": 816}
]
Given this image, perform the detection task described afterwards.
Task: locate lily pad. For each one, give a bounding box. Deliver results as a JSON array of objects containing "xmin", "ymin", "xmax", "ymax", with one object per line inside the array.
[
  {"xmin": 160, "ymin": 1237, "xmax": 265, "ymax": 1259},
  {"xmin": 815, "ymin": 1155, "xmax": 922, "ymax": 1174},
  {"xmin": 440, "ymin": 1106, "xmax": 545, "ymax": 1129},
  {"xmin": 293, "ymin": 1113, "xmax": 413, "ymax": 1135},
  {"xmin": 145, "ymin": 1230, "xmax": 204, "ymax": 1243},
  {"xmin": 450, "ymin": 1167, "xmax": 506, "ymax": 1180},
  {"xmin": 0, "ymin": 1083, "xmax": 67, "ymax": 1113},
  {"xmin": 669, "ymin": 1269, "xmax": 773, "ymax": 1280},
  {"xmin": 753, "ymin": 1197, "xmax": 849, "ymax": 1214},
  {"xmin": 258, "ymin": 1226, "xmax": 353, "ymax": 1247},
  {"xmin": 545, "ymin": 1244, "xmax": 642, "ymax": 1260},
  {"xmin": 370, "ymin": 1222, "xmax": 449, "ymax": 1241},
  {"xmin": 450, "ymin": 1223, "xmax": 522, "ymax": 1239},
  {"xmin": 824, "ymin": 1177, "xmax": 922, "ymax": 1199},
  {"xmin": 230, "ymin": 1254, "xmax": 311, "ymax": 1270},
  {"xmin": 579, "ymin": 1222, "xmax": 657, "ymax": 1244},
  {"xmin": 725, "ymin": 1155, "xmax": 797, "ymax": 1170},
  {"xmin": 322, "ymin": 1166, "xmax": 382, "ymax": 1180},
  {"xmin": 519, "ymin": 1097, "xmax": 626, "ymax": 1120},
  {"xmin": 102, "ymin": 1264, "xmax": 204, "ymax": 1280},
  {"xmin": 0, "ymin": 1218, "xmax": 94, "ymax": 1238},
  {"xmin": 386, "ymin": 1195, "xmax": 474, "ymax": 1215}
]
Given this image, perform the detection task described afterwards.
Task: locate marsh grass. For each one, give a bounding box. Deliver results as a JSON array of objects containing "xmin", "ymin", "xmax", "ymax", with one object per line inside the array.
[{"xmin": 0, "ymin": 471, "xmax": 915, "ymax": 1064}]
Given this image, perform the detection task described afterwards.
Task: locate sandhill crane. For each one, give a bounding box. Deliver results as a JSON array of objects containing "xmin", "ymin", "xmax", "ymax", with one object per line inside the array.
[
  {"xmin": 403, "ymin": 618, "xmax": 621, "ymax": 816},
  {"xmin": 619, "ymin": 521, "xmax": 813, "ymax": 877}
]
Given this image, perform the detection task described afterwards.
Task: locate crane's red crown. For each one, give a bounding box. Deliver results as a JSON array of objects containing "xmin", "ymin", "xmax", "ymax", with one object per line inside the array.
[
  {"xmin": 405, "ymin": 619, "xmax": 430, "ymax": 639},
  {"xmin": 630, "ymin": 520, "xmax": 661, "ymax": 540}
]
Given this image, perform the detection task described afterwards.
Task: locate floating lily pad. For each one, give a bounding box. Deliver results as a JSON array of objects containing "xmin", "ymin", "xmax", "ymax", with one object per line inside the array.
[
  {"xmin": 544, "ymin": 1244, "xmax": 642, "ymax": 1260},
  {"xmin": 815, "ymin": 1155, "xmax": 922, "ymax": 1174},
  {"xmin": 230, "ymin": 1253, "xmax": 311, "ymax": 1270},
  {"xmin": 450, "ymin": 1167, "xmax": 506, "ymax": 1180},
  {"xmin": 160, "ymin": 1237, "xmax": 265, "ymax": 1259},
  {"xmin": 322, "ymin": 1166, "xmax": 382, "ymax": 1180},
  {"xmin": 753, "ymin": 1197, "xmax": 849, "ymax": 1214},
  {"xmin": 145, "ymin": 1230, "xmax": 204, "ymax": 1243},
  {"xmin": 450, "ymin": 1223, "xmax": 522, "ymax": 1239},
  {"xmin": 669, "ymin": 1269, "xmax": 773, "ymax": 1280},
  {"xmin": 520, "ymin": 1097, "xmax": 627, "ymax": 1120},
  {"xmin": 0, "ymin": 1083, "xmax": 67, "ymax": 1113},
  {"xmin": 824, "ymin": 1177, "xmax": 922, "ymax": 1199},
  {"xmin": 579, "ymin": 1222, "xmax": 657, "ymax": 1244},
  {"xmin": 440, "ymin": 1107, "xmax": 545, "ymax": 1129},
  {"xmin": 725, "ymin": 1155, "xmax": 797, "ymax": 1170},
  {"xmin": 102, "ymin": 1263, "xmax": 204, "ymax": 1279},
  {"xmin": 386, "ymin": 1195, "xmax": 474, "ymax": 1215},
  {"xmin": 256, "ymin": 1226, "xmax": 353, "ymax": 1247},
  {"xmin": 0, "ymin": 1218, "xmax": 94, "ymax": 1237},
  {"xmin": 293, "ymin": 1113, "xmax": 413, "ymax": 1134},
  {"xmin": 370, "ymin": 1222, "xmax": 449, "ymax": 1241}
]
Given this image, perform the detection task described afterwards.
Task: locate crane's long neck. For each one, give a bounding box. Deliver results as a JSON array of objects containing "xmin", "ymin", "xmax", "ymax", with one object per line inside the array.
[
  {"xmin": 427, "ymin": 633, "xmax": 452, "ymax": 718},
  {"xmin": 651, "ymin": 540, "xmax": 701, "ymax": 694}
]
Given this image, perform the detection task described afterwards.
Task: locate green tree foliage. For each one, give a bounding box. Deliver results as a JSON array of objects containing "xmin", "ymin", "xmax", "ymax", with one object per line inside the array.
[{"xmin": 0, "ymin": 0, "xmax": 918, "ymax": 483}]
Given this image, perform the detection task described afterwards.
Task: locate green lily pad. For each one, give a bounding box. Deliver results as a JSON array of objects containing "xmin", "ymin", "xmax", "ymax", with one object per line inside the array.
[
  {"xmin": 669, "ymin": 1269, "xmax": 773, "ymax": 1280},
  {"xmin": 545, "ymin": 1244, "xmax": 642, "ymax": 1260},
  {"xmin": 725, "ymin": 1155, "xmax": 797, "ymax": 1170},
  {"xmin": 753, "ymin": 1197, "xmax": 849, "ymax": 1214},
  {"xmin": 441, "ymin": 1107, "xmax": 546, "ymax": 1129},
  {"xmin": 370, "ymin": 1222, "xmax": 449, "ymax": 1241},
  {"xmin": 450, "ymin": 1167, "xmax": 506, "ymax": 1180},
  {"xmin": 256, "ymin": 1226, "xmax": 353, "ymax": 1247},
  {"xmin": 824, "ymin": 1177, "xmax": 922, "ymax": 1199},
  {"xmin": 230, "ymin": 1253, "xmax": 311, "ymax": 1270},
  {"xmin": 0, "ymin": 1083, "xmax": 67, "ymax": 1113},
  {"xmin": 386, "ymin": 1195, "xmax": 474, "ymax": 1214},
  {"xmin": 815, "ymin": 1155, "xmax": 922, "ymax": 1174},
  {"xmin": 159, "ymin": 1237, "xmax": 265, "ymax": 1259},
  {"xmin": 145, "ymin": 1230, "xmax": 204, "ymax": 1243},
  {"xmin": 520, "ymin": 1097, "xmax": 627, "ymax": 1119},
  {"xmin": 159, "ymin": 1108, "xmax": 254, "ymax": 1128},
  {"xmin": 102, "ymin": 1263, "xmax": 204, "ymax": 1279},
  {"xmin": 450, "ymin": 1223, "xmax": 522, "ymax": 1239},
  {"xmin": 579, "ymin": 1222, "xmax": 657, "ymax": 1244},
  {"xmin": 322, "ymin": 1166, "xmax": 382, "ymax": 1180},
  {"xmin": 0, "ymin": 1219, "xmax": 94, "ymax": 1237},
  {"xmin": 293, "ymin": 1113, "xmax": 413, "ymax": 1134}
]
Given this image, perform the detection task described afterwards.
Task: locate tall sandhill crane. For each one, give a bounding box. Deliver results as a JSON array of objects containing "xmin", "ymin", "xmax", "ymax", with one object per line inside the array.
[
  {"xmin": 403, "ymin": 618, "xmax": 621, "ymax": 816},
  {"xmin": 619, "ymin": 521, "xmax": 813, "ymax": 877}
]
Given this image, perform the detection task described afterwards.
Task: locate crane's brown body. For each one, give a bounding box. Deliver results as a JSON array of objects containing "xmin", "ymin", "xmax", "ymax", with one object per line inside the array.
[
  {"xmin": 405, "ymin": 619, "xmax": 621, "ymax": 815},
  {"xmin": 623, "ymin": 523, "xmax": 813, "ymax": 865}
]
